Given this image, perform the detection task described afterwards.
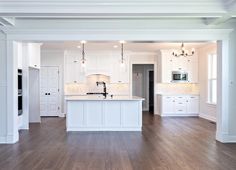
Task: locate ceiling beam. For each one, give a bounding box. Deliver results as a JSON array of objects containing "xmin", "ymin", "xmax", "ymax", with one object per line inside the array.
[
  {"xmin": 204, "ymin": 14, "xmax": 232, "ymax": 25},
  {"xmin": 0, "ymin": 17, "xmax": 15, "ymax": 26}
]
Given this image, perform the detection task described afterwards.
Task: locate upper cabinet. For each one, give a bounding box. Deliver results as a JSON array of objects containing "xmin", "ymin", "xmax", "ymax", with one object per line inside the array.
[
  {"xmin": 157, "ymin": 50, "xmax": 198, "ymax": 83},
  {"xmin": 64, "ymin": 52, "xmax": 86, "ymax": 84},
  {"xmin": 28, "ymin": 43, "xmax": 42, "ymax": 69},
  {"xmin": 64, "ymin": 50, "xmax": 130, "ymax": 84},
  {"xmin": 110, "ymin": 53, "xmax": 129, "ymax": 84}
]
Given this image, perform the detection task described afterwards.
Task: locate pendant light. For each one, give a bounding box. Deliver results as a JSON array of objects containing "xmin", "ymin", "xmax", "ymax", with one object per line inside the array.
[
  {"xmin": 172, "ymin": 42, "xmax": 195, "ymax": 57},
  {"xmin": 81, "ymin": 41, "xmax": 86, "ymax": 67},
  {"xmin": 120, "ymin": 41, "xmax": 125, "ymax": 67}
]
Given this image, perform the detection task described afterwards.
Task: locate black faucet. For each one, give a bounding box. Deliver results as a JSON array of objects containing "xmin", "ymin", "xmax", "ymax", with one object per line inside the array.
[{"xmin": 96, "ymin": 81, "xmax": 108, "ymax": 98}]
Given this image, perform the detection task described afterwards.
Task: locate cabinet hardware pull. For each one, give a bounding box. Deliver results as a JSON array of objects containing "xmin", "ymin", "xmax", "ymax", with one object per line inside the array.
[{"xmin": 178, "ymin": 110, "xmax": 183, "ymax": 111}]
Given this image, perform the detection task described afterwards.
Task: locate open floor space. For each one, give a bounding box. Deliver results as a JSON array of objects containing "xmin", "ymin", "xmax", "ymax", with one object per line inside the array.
[{"xmin": 1, "ymin": 114, "xmax": 236, "ymax": 170}]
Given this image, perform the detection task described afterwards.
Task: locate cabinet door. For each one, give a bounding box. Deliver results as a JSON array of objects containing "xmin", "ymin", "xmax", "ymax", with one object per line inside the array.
[
  {"xmin": 162, "ymin": 52, "xmax": 172, "ymax": 83},
  {"xmin": 110, "ymin": 55, "xmax": 129, "ymax": 83},
  {"xmin": 28, "ymin": 43, "xmax": 41, "ymax": 69},
  {"xmin": 65, "ymin": 58, "xmax": 86, "ymax": 84},
  {"xmin": 162, "ymin": 96, "xmax": 175, "ymax": 114},
  {"xmin": 186, "ymin": 55, "xmax": 198, "ymax": 83},
  {"xmin": 187, "ymin": 96, "xmax": 199, "ymax": 113}
]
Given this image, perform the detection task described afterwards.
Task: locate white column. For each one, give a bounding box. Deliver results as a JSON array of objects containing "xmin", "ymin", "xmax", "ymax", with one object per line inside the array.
[
  {"xmin": 0, "ymin": 32, "xmax": 8, "ymax": 143},
  {"xmin": 216, "ymin": 40, "xmax": 230, "ymax": 142},
  {"xmin": 6, "ymin": 40, "xmax": 19, "ymax": 143}
]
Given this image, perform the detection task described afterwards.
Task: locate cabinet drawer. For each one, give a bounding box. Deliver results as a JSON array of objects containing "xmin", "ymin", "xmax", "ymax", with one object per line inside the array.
[
  {"xmin": 175, "ymin": 96, "xmax": 186, "ymax": 103},
  {"xmin": 175, "ymin": 105, "xmax": 187, "ymax": 113}
]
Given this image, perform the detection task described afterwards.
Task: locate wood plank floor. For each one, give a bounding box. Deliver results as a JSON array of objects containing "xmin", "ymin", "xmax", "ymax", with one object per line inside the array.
[{"xmin": 1, "ymin": 113, "xmax": 236, "ymax": 170}]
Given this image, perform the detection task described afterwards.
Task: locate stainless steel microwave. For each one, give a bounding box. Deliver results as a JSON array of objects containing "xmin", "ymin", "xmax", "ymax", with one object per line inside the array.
[{"xmin": 172, "ymin": 71, "xmax": 188, "ymax": 82}]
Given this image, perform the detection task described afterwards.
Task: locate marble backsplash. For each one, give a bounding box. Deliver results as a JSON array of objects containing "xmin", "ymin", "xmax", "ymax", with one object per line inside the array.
[{"xmin": 156, "ymin": 83, "xmax": 199, "ymax": 95}]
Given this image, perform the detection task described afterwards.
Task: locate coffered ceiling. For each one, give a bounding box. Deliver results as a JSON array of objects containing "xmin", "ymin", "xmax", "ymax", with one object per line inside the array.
[{"xmin": 0, "ymin": 0, "xmax": 236, "ymax": 28}]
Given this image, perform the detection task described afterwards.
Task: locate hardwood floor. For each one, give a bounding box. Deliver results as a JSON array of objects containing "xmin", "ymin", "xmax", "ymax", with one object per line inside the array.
[{"xmin": 1, "ymin": 113, "xmax": 236, "ymax": 170}]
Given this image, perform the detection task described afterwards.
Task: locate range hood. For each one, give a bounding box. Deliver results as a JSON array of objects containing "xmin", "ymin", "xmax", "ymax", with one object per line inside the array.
[
  {"xmin": 86, "ymin": 73, "xmax": 110, "ymax": 83},
  {"xmin": 85, "ymin": 69, "xmax": 111, "ymax": 77}
]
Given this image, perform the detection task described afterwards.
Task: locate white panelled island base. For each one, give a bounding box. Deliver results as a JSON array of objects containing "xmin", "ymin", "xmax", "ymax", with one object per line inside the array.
[{"xmin": 65, "ymin": 96, "xmax": 144, "ymax": 131}]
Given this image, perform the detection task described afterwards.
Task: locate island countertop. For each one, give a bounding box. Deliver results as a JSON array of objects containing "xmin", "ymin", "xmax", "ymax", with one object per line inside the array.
[{"xmin": 65, "ymin": 95, "xmax": 145, "ymax": 101}]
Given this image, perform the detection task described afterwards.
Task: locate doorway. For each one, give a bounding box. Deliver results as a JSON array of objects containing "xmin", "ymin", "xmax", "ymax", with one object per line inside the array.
[{"xmin": 132, "ymin": 64, "xmax": 154, "ymax": 113}]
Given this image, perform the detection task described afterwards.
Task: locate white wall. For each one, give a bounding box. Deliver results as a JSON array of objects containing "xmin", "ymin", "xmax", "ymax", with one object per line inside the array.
[
  {"xmin": 0, "ymin": 32, "xmax": 7, "ymax": 143},
  {"xmin": 41, "ymin": 50, "xmax": 64, "ymax": 112},
  {"xmin": 198, "ymin": 44, "xmax": 217, "ymax": 122},
  {"xmin": 132, "ymin": 64, "xmax": 154, "ymax": 111}
]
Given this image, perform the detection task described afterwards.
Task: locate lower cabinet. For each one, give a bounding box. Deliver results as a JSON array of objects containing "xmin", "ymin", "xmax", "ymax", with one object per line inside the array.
[
  {"xmin": 158, "ymin": 95, "xmax": 199, "ymax": 116},
  {"xmin": 66, "ymin": 100, "xmax": 142, "ymax": 131}
]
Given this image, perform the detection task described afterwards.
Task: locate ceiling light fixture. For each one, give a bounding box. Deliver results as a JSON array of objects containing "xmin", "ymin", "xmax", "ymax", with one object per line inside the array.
[
  {"xmin": 172, "ymin": 42, "xmax": 195, "ymax": 57},
  {"xmin": 81, "ymin": 41, "xmax": 86, "ymax": 67}
]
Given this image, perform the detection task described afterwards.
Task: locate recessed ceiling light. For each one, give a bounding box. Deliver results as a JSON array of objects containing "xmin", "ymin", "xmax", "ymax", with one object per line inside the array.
[
  {"xmin": 77, "ymin": 45, "xmax": 81, "ymax": 48},
  {"xmin": 113, "ymin": 45, "xmax": 118, "ymax": 48},
  {"xmin": 119, "ymin": 40, "xmax": 126, "ymax": 44},
  {"xmin": 80, "ymin": 40, "xmax": 87, "ymax": 44}
]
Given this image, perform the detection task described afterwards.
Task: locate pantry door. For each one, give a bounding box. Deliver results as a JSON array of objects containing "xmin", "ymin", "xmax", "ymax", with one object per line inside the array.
[{"xmin": 40, "ymin": 66, "xmax": 60, "ymax": 116}]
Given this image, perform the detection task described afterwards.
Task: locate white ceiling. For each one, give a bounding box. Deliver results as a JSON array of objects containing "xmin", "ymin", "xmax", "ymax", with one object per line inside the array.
[{"xmin": 41, "ymin": 41, "xmax": 214, "ymax": 52}]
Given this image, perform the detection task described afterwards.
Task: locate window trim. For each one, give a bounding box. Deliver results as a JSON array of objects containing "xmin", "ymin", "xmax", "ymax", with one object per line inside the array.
[{"xmin": 207, "ymin": 53, "xmax": 217, "ymax": 105}]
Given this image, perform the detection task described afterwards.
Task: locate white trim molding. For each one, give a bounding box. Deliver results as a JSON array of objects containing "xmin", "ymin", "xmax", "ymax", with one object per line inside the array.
[
  {"xmin": 199, "ymin": 113, "xmax": 217, "ymax": 122},
  {"xmin": 216, "ymin": 133, "xmax": 236, "ymax": 143}
]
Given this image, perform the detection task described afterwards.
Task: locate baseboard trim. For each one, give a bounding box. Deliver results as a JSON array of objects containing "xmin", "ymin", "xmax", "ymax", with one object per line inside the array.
[
  {"xmin": 216, "ymin": 133, "xmax": 236, "ymax": 143},
  {"xmin": 0, "ymin": 134, "xmax": 19, "ymax": 144},
  {"xmin": 160, "ymin": 114, "xmax": 199, "ymax": 117},
  {"xmin": 59, "ymin": 113, "xmax": 65, "ymax": 118},
  {"xmin": 67, "ymin": 127, "xmax": 142, "ymax": 131},
  {"xmin": 199, "ymin": 113, "xmax": 216, "ymax": 122}
]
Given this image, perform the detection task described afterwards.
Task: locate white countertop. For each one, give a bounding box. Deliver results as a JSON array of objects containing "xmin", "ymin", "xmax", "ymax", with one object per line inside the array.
[
  {"xmin": 65, "ymin": 95, "xmax": 145, "ymax": 101},
  {"xmin": 157, "ymin": 93, "xmax": 199, "ymax": 96}
]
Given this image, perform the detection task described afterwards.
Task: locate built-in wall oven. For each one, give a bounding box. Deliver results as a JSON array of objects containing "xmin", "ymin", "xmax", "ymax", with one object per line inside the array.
[
  {"xmin": 18, "ymin": 69, "xmax": 23, "ymax": 116},
  {"xmin": 172, "ymin": 71, "xmax": 188, "ymax": 82}
]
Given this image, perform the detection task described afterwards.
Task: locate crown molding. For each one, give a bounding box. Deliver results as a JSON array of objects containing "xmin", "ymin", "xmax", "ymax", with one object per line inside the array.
[
  {"xmin": 0, "ymin": 0, "xmax": 227, "ymax": 17},
  {"xmin": 1, "ymin": 28, "xmax": 232, "ymax": 42}
]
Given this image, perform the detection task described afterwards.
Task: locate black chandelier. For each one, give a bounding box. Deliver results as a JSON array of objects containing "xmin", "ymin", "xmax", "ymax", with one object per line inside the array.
[{"xmin": 172, "ymin": 42, "xmax": 195, "ymax": 57}]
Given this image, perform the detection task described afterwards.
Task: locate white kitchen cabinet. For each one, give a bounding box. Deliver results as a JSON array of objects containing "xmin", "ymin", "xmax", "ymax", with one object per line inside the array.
[
  {"xmin": 28, "ymin": 43, "xmax": 41, "ymax": 69},
  {"xmin": 162, "ymin": 96, "xmax": 175, "ymax": 114},
  {"xmin": 186, "ymin": 96, "xmax": 199, "ymax": 113},
  {"xmin": 157, "ymin": 51, "xmax": 172, "ymax": 83},
  {"xmin": 186, "ymin": 54, "xmax": 198, "ymax": 83},
  {"xmin": 64, "ymin": 54, "xmax": 86, "ymax": 84},
  {"xmin": 157, "ymin": 50, "xmax": 198, "ymax": 83},
  {"xmin": 158, "ymin": 95, "xmax": 199, "ymax": 116},
  {"xmin": 110, "ymin": 54, "xmax": 129, "ymax": 84}
]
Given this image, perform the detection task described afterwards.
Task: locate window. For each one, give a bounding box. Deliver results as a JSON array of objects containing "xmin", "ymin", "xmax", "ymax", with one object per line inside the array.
[{"xmin": 208, "ymin": 53, "xmax": 217, "ymax": 104}]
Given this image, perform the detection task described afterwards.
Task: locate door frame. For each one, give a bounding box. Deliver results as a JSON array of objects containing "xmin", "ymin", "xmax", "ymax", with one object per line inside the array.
[
  {"xmin": 131, "ymin": 62, "xmax": 157, "ymax": 114},
  {"xmin": 2, "ymin": 28, "xmax": 232, "ymax": 143},
  {"xmin": 146, "ymin": 69, "xmax": 154, "ymax": 113},
  {"xmin": 40, "ymin": 66, "xmax": 61, "ymax": 117}
]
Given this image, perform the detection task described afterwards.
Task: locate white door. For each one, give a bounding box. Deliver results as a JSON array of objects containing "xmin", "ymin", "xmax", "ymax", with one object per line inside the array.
[{"xmin": 40, "ymin": 66, "xmax": 60, "ymax": 116}]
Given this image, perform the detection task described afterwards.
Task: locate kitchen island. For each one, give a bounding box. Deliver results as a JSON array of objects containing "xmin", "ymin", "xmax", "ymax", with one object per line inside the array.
[{"xmin": 65, "ymin": 95, "xmax": 144, "ymax": 131}]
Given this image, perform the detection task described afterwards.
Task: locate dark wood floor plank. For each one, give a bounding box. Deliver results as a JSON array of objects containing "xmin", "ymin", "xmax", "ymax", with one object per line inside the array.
[{"xmin": 1, "ymin": 113, "xmax": 236, "ymax": 170}]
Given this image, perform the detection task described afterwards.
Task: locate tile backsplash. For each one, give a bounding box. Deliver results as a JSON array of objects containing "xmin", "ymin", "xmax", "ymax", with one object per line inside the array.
[
  {"xmin": 156, "ymin": 83, "xmax": 199, "ymax": 95},
  {"xmin": 64, "ymin": 74, "xmax": 130, "ymax": 96}
]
